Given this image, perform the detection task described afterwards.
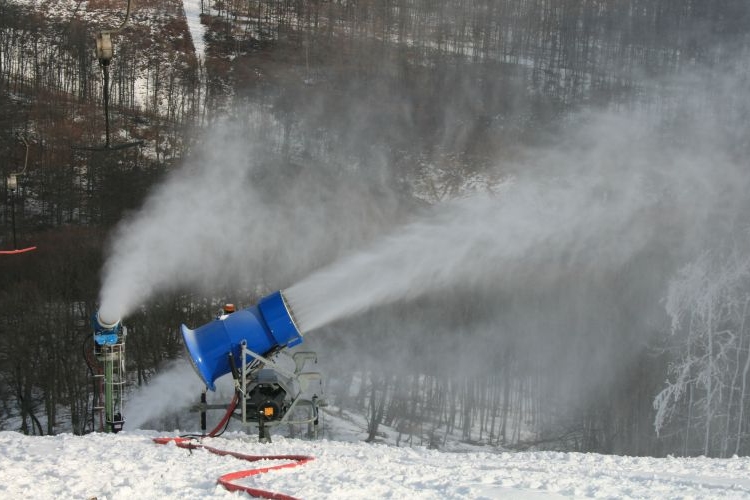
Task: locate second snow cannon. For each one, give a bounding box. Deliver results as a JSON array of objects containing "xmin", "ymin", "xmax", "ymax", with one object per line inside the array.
[
  {"xmin": 181, "ymin": 291, "xmax": 303, "ymax": 390},
  {"xmin": 90, "ymin": 311, "xmax": 126, "ymax": 433},
  {"xmin": 93, "ymin": 311, "xmax": 122, "ymax": 345}
]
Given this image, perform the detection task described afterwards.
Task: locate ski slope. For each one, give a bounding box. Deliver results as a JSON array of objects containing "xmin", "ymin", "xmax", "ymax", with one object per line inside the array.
[{"xmin": 2, "ymin": 429, "xmax": 750, "ymax": 499}]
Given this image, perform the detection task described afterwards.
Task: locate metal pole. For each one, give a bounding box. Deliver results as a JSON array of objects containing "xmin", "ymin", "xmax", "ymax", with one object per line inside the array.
[
  {"xmin": 105, "ymin": 348, "xmax": 114, "ymax": 431},
  {"xmin": 242, "ymin": 343, "xmax": 247, "ymax": 425},
  {"xmin": 103, "ymin": 65, "xmax": 111, "ymax": 149},
  {"xmin": 200, "ymin": 391, "xmax": 207, "ymax": 434},
  {"xmin": 10, "ymin": 189, "xmax": 16, "ymax": 249}
]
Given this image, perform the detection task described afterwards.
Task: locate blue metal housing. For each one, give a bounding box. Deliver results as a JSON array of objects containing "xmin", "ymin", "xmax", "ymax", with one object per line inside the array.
[
  {"xmin": 181, "ymin": 291, "xmax": 303, "ymax": 391},
  {"xmin": 92, "ymin": 312, "xmax": 121, "ymax": 346}
]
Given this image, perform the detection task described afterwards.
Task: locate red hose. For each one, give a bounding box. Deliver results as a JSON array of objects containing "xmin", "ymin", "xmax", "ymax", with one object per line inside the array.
[
  {"xmin": 153, "ymin": 437, "xmax": 313, "ymax": 500},
  {"xmin": 0, "ymin": 246, "xmax": 37, "ymax": 254},
  {"xmin": 207, "ymin": 392, "xmax": 239, "ymax": 437},
  {"xmin": 153, "ymin": 394, "xmax": 313, "ymax": 499}
]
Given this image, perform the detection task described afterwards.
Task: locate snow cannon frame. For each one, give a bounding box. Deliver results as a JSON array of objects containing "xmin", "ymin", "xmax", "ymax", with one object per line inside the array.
[
  {"xmin": 181, "ymin": 291, "xmax": 303, "ymax": 391},
  {"xmin": 90, "ymin": 310, "xmax": 126, "ymax": 433}
]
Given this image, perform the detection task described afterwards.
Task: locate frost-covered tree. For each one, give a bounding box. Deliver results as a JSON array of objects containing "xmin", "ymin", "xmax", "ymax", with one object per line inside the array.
[{"xmin": 654, "ymin": 247, "xmax": 750, "ymax": 456}]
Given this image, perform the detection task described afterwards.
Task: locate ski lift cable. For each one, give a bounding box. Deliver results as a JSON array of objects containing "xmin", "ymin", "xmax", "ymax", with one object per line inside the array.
[
  {"xmin": 3, "ymin": 135, "xmax": 36, "ymax": 255},
  {"xmin": 109, "ymin": 0, "xmax": 133, "ymax": 34},
  {"xmin": 12, "ymin": 134, "xmax": 29, "ymax": 176},
  {"xmin": 7, "ymin": 134, "xmax": 29, "ymax": 185}
]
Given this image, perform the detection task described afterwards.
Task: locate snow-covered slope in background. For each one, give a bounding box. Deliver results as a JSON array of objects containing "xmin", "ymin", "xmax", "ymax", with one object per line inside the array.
[
  {"xmin": 183, "ymin": 0, "xmax": 206, "ymax": 59},
  {"xmin": 2, "ymin": 429, "xmax": 750, "ymax": 499}
]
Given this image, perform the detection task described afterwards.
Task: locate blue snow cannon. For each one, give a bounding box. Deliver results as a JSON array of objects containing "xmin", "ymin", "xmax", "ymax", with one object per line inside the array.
[
  {"xmin": 181, "ymin": 291, "xmax": 303, "ymax": 391},
  {"xmin": 92, "ymin": 312, "xmax": 122, "ymax": 346}
]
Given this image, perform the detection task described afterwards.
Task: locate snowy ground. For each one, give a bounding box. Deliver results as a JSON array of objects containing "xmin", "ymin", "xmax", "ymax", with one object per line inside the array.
[
  {"xmin": 183, "ymin": 0, "xmax": 207, "ymax": 60},
  {"xmin": 2, "ymin": 426, "xmax": 750, "ymax": 499}
]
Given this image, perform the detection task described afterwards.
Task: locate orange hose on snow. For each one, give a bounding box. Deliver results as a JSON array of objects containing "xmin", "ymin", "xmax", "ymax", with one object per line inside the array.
[
  {"xmin": 153, "ymin": 437, "xmax": 313, "ymax": 500},
  {"xmin": 154, "ymin": 393, "xmax": 313, "ymax": 499}
]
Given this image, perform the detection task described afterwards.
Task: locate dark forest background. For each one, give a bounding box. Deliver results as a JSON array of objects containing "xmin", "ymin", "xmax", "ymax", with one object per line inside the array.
[{"xmin": 2, "ymin": 0, "xmax": 750, "ymax": 457}]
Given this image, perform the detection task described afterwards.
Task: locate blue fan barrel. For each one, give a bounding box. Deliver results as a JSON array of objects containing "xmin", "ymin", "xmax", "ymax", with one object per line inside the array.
[{"xmin": 181, "ymin": 291, "xmax": 303, "ymax": 390}]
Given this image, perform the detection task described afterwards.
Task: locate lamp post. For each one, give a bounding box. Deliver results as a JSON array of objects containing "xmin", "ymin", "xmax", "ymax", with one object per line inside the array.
[
  {"xmin": 7, "ymin": 173, "xmax": 17, "ymax": 249},
  {"xmin": 95, "ymin": 32, "xmax": 114, "ymax": 148}
]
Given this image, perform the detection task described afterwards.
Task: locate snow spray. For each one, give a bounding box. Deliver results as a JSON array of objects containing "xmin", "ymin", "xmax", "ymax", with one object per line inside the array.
[
  {"xmin": 96, "ymin": 120, "xmax": 399, "ymax": 325},
  {"xmin": 91, "ymin": 72, "xmax": 750, "ymax": 435},
  {"xmin": 124, "ymin": 361, "xmax": 211, "ymax": 430},
  {"xmin": 283, "ymin": 110, "xmax": 748, "ymax": 333},
  {"xmin": 96, "ymin": 106, "xmax": 748, "ymax": 344},
  {"xmin": 95, "ymin": 127, "xmax": 265, "ymax": 323}
]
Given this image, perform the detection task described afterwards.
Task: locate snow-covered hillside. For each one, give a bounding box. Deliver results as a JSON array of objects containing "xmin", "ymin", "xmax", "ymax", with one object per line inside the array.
[{"xmin": 2, "ymin": 427, "xmax": 750, "ymax": 499}]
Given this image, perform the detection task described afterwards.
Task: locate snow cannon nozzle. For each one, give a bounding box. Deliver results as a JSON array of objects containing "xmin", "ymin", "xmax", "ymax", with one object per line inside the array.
[
  {"xmin": 92, "ymin": 311, "xmax": 122, "ymax": 346},
  {"xmin": 181, "ymin": 290, "xmax": 303, "ymax": 391}
]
